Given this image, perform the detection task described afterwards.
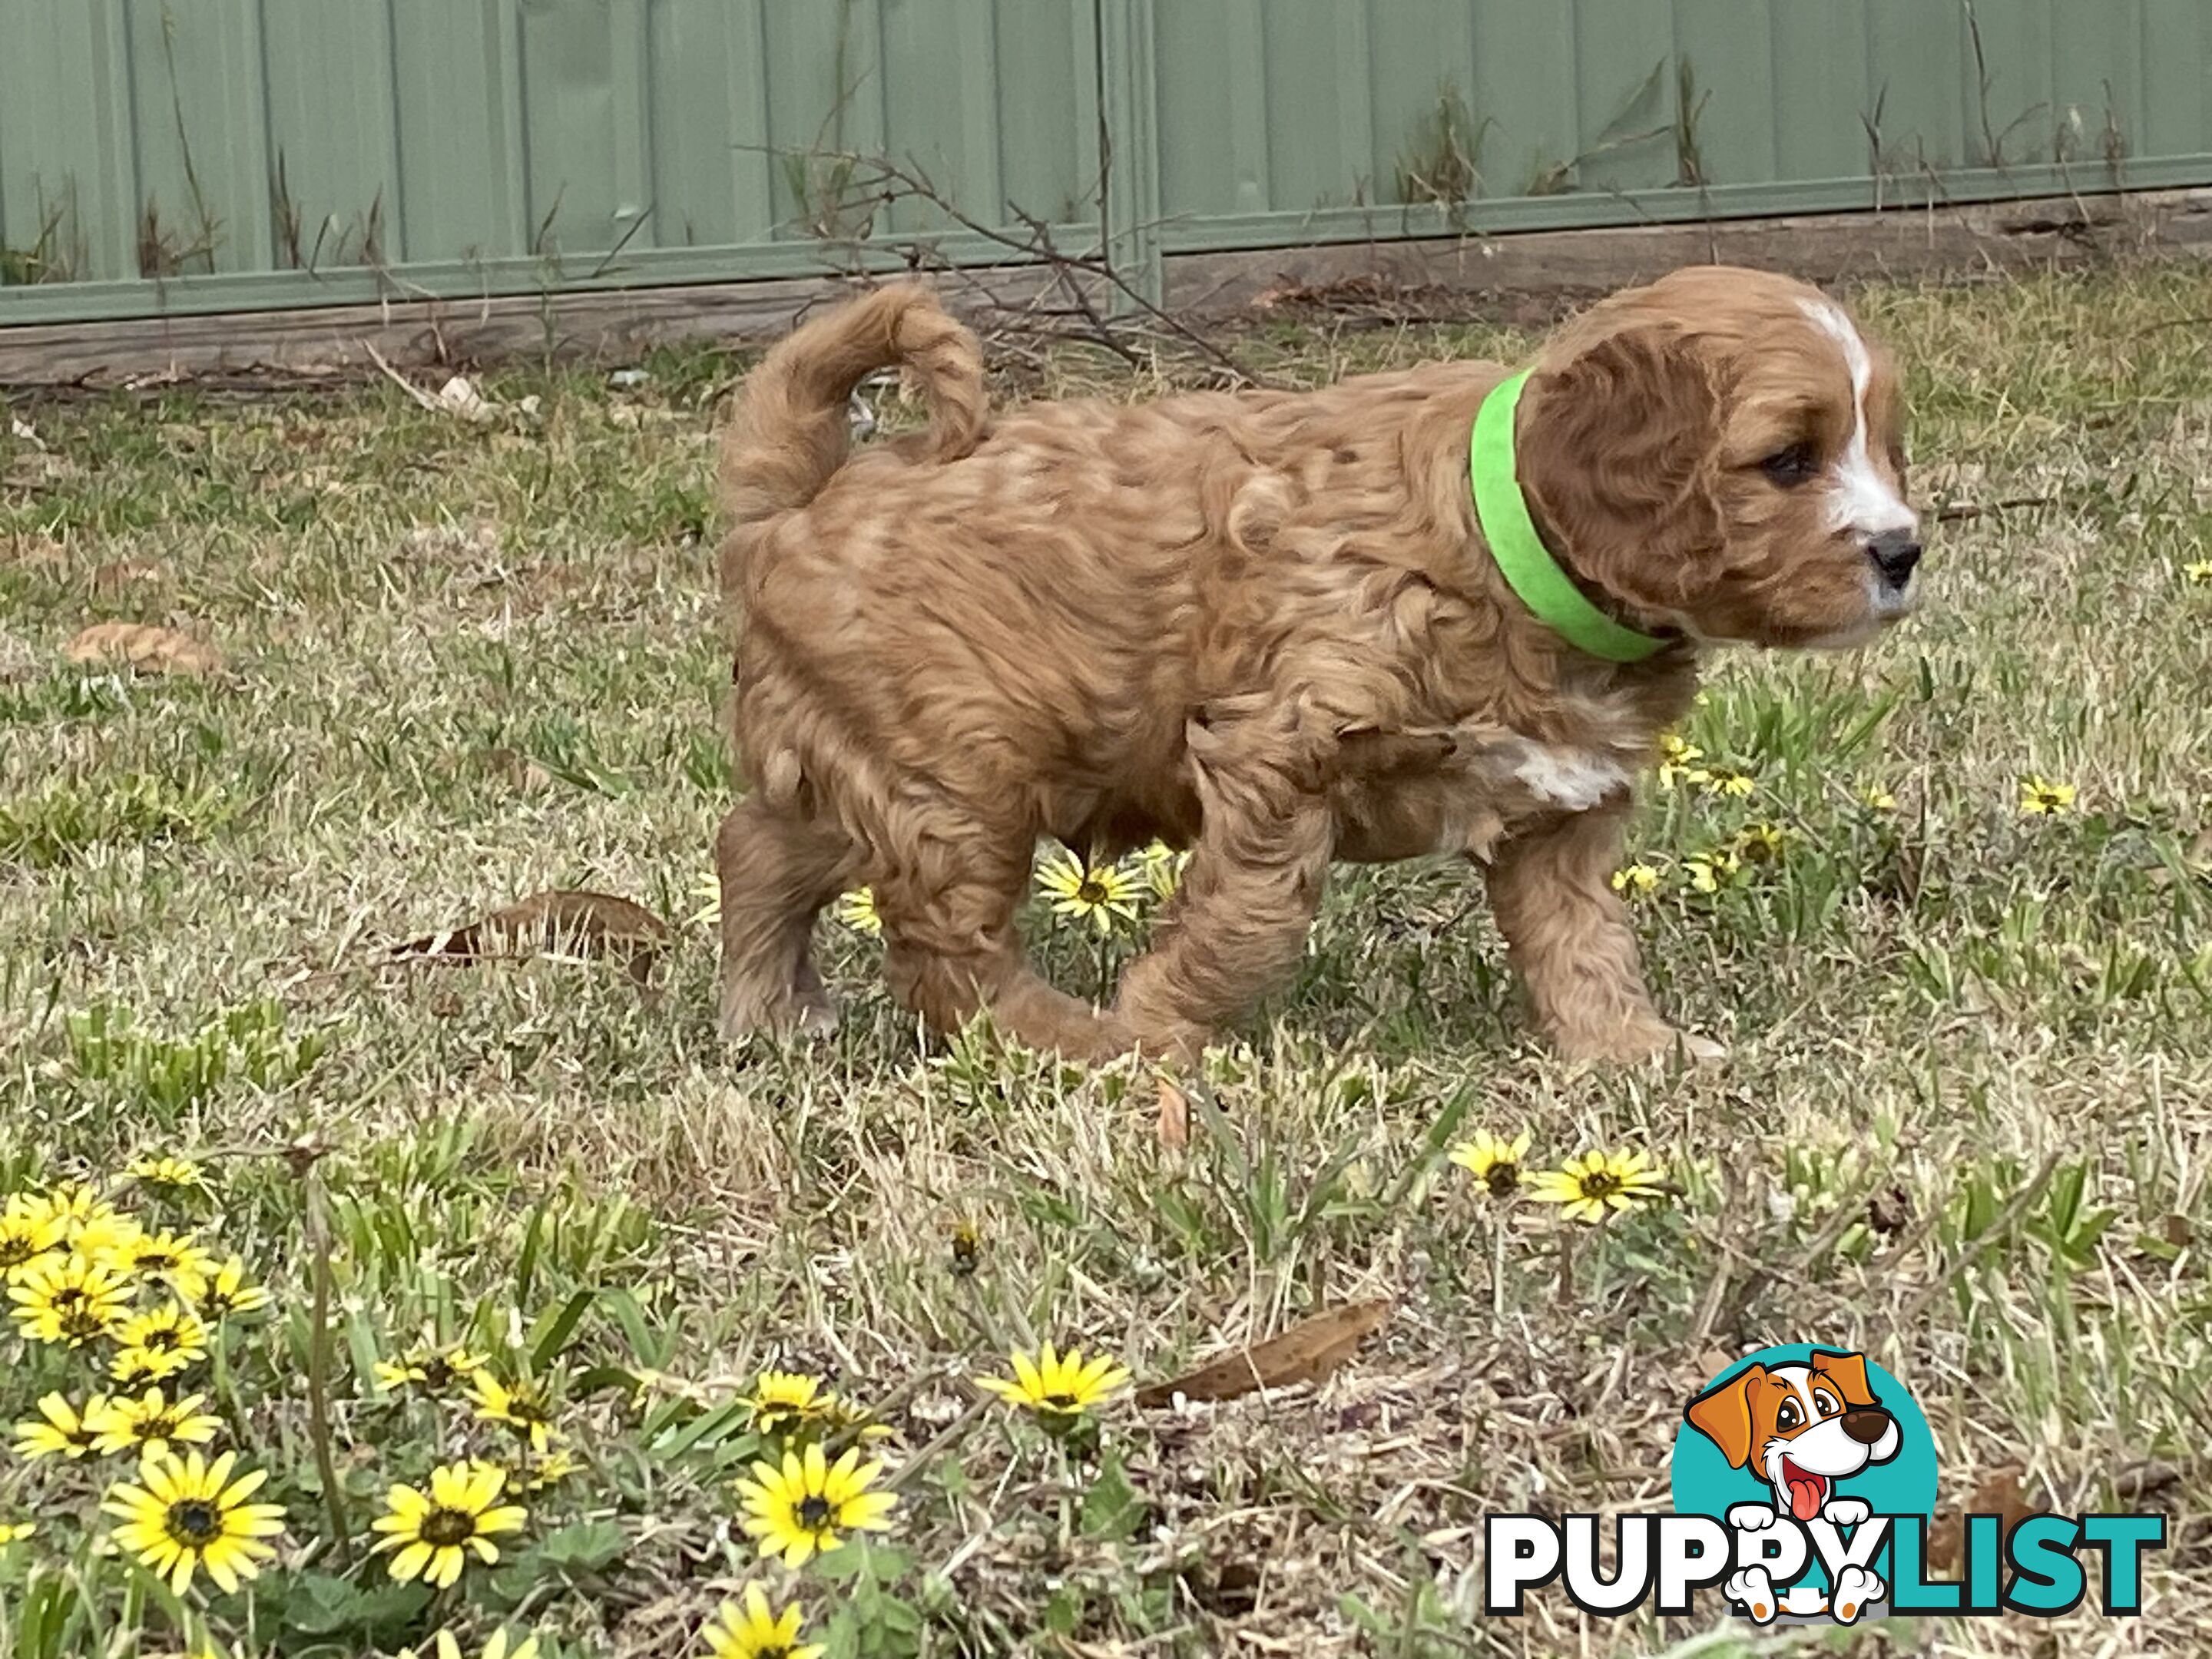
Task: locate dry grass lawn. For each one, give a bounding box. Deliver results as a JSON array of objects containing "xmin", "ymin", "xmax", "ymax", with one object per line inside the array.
[{"xmin": 1, "ymin": 260, "xmax": 2209, "ymax": 1657}]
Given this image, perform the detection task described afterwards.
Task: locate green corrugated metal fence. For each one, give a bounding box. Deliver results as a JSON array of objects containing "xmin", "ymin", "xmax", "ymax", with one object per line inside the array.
[{"xmin": 3, "ymin": 0, "xmax": 2210, "ymax": 328}]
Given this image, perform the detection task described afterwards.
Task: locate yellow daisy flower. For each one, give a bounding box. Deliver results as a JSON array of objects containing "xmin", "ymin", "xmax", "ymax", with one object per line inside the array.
[
  {"xmin": 833, "ymin": 887, "xmax": 882, "ymax": 937},
  {"xmin": 1657, "ymin": 734, "xmax": 1710, "ymax": 788},
  {"xmin": 1684, "ymin": 849, "xmax": 1740, "ymax": 894},
  {"xmin": 2182, "ymin": 559, "xmax": 2212, "ymax": 584},
  {"xmin": 125, "ymin": 1155, "xmax": 210, "ymax": 1193},
  {"xmin": 376, "ymin": 1341, "xmax": 490, "ymax": 1395},
  {"xmin": 181, "ymin": 1256, "xmax": 272, "ymax": 1318},
  {"xmin": 974, "ymin": 1343, "xmax": 1132, "ymax": 1419},
  {"xmin": 0, "ymin": 1200, "xmax": 68, "ymax": 1283},
  {"xmin": 95, "ymin": 1388, "xmax": 224, "ymax": 1459},
  {"xmin": 70, "ymin": 1208, "xmax": 147, "ymax": 1265},
  {"xmin": 102, "ymin": 1449, "xmax": 286, "ymax": 1596},
  {"xmin": 746, "ymin": 1370, "xmax": 832, "ymax": 1439},
  {"xmin": 2019, "ymin": 774, "xmax": 2077, "ymax": 816},
  {"xmin": 14, "ymin": 1392, "xmax": 120, "ymax": 1459},
  {"xmin": 0, "ymin": 1522, "xmax": 33, "ymax": 1547},
  {"xmin": 1527, "ymin": 1149, "xmax": 1667, "ymax": 1224},
  {"xmin": 735, "ymin": 1442, "xmax": 897, "ymax": 1568},
  {"xmin": 1036, "ymin": 846, "xmax": 1142, "ymax": 935},
  {"xmin": 1610, "ymin": 863, "xmax": 1661, "ymax": 899},
  {"xmin": 469, "ymin": 1373, "xmax": 559, "ymax": 1453},
  {"xmin": 501, "ymin": 1445, "xmax": 581, "ymax": 1495},
  {"xmin": 109, "ymin": 1229, "xmax": 219, "ymax": 1290},
  {"xmin": 702, "ymin": 1584, "xmax": 825, "ymax": 1659},
  {"xmin": 111, "ymin": 1346, "xmax": 194, "ymax": 1392},
  {"xmin": 1701, "ymin": 765, "xmax": 1757, "ymax": 799},
  {"xmin": 688, "ymin": 873, "xmax": 724, "ymax": 930},
  {"xmin": 1449, "ymin": 1128, "xmax": 1533, "ymax": 1197},
  {"xmin": 1729, "ymin": 823, "xmax": 1790, "ymax": 865},
  {"xmin": 1859, "ymin": 783, "xmax": 1897, "ymax": 812},
  {"xmin": 116, "ymin": 1303, "xmax": 210, "ymax": 1365},
  {"xmin": 8, "ymin": 1253, "xmax": 134, "ymax": 1346},
  {"xmin": 370, "ymin": 1460, "xmax": 528, "ymax": 1588},
  {"xmin": 1134, "ymin": 840, "xmax": 1190, "ymax": 901}
]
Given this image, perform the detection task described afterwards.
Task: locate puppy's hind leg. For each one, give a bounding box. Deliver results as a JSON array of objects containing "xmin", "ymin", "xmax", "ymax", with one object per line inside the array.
[
  {"xmin": 715, "ymin": 796, "xmax": 853, "ymax": 1041},
  {"xmin": 874, "ymin": 824, "xmax": 1129, "ymax": 1062}
]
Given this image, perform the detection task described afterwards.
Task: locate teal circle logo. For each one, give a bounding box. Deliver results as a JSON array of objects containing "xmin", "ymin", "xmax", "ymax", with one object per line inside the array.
[{"xmin": 1671, "ymin": 1345, "xmax": 1938, "ymax": 1621}]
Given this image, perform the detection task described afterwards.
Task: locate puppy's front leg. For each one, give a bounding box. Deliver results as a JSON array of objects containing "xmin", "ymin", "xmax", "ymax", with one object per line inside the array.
[
  {"xmin": 1111, "ymin": 713, "xmax": 1335, "ymax": 1061},
  {"xmin": 1484, "ymin": 803, "xmax": 1723, "ymax": 1064}
]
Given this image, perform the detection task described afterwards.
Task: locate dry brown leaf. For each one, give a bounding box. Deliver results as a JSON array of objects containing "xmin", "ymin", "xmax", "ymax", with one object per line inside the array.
[
  {"xmin": 390, "ymin": 889, "xmax": 673, "ymax": 988},
  {"xmin": 1926, "ymin": 1462, "xmax": 2043, "ymax": 1575},
  {"xmin": 1135, "ymin": 1298, "xmax": 1392, "ymax": 1408},
  {"xmin": 65, "ymin": 621, "xmax": 224, "ymax": 677},
  {"xmin": 1155, "ymin": 1079, "xmax": 1190, "ymax": 1151}
]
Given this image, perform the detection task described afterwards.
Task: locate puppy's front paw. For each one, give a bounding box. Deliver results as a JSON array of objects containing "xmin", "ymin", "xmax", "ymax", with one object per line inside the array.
[
  {"xmin": 1723, "ymin": 1568, "xmax": 1777, "ymax": 1624},
  {"xmin": 1726, "ymin": 1502, "xmax": 1778, "ymax": 1532},
  {"xmin": 1552, "ymin": 1022, "xmax": 1727, "ymax": 1067},
  {"xmin": 1821, "ymin": 1497, "xmax": 1871, "ymax": 1528}
]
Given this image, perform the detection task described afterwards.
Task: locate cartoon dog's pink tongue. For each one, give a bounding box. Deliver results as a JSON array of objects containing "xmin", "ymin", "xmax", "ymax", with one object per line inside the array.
[{"xmin": 1783, "ymin": 1460, "xmax": 1826, "ymax": 1521}]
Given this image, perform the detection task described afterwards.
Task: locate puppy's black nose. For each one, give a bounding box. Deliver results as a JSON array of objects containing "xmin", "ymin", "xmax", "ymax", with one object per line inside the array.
[
  {"xmin": 1840, "ymin": 1407, "xmax": 1892, "ymax": 1445},
  {"xmin": 1866, "ymin": 528, "xmax": 1922, "ymax": 591}
]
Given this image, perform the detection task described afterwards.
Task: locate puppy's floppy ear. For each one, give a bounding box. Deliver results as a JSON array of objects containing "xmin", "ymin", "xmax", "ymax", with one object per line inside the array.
[
  {"xmin": 1516, "ymin": 327, "xmax": 1726, "ymax": 614},
  {"xmin": 1810, "ymin": 1350, "xmax": 1876, "ymax": 1407},
  {"xmin": 1685, "ymin": 1364, "xmax": 1764, "ymax": 1470}
]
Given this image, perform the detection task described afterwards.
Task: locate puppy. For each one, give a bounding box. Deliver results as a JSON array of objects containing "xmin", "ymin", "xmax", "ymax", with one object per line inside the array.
[
  {"xmin": 1684, "ymin": 1349, "xmax": 1902, "ymax": 1621},
  {"xmin": 711, "ymin": 266, "xmax": 1919, "ymax": 1062}
]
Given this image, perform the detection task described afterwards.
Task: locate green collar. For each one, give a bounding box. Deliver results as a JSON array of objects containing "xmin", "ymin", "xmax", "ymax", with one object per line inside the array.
[{"xmin": 1469, "ymin": 369, "xmax": 1668, "ymax": 663}]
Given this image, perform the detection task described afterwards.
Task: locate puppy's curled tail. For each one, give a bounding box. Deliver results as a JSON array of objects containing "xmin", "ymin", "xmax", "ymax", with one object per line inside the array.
[{"xmin": 718, "ymin": 283, "xmax": 985, "ymax": 555}]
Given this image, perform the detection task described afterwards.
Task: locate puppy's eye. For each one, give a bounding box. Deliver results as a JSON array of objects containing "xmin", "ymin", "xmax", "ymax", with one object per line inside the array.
[
  {"xmin": 1759, "ymin": 442, "xmax": 1817, "ymax": 488},
  {"xmin": 1813, "ymin": 1389, "xmax": 1841, "ymax": 1417},
  {"xmin": 1776, "ymin": 1399, "xmax": 1802, "ymax": 1432}
]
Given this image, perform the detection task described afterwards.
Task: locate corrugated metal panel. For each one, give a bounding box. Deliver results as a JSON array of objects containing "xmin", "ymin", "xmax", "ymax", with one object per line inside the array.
[{"xmin": 2, "ymin": 0, "xmax": 2210, "ymax": 326}]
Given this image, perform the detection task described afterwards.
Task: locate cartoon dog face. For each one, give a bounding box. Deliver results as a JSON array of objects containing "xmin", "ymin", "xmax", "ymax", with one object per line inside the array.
[{"xmin": 1684, "ymin": 1350, "xmax": 1902, "ymax": 1522}]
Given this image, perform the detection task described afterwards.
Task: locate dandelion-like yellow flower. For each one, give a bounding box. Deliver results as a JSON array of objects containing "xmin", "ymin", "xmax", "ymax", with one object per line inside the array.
[
  {"xmin": 1657, "ymin": 734, "xmax": 1710, "ymax": 789},
  {"xmin": 469, "ymin": 1373, "xmax": 559, "ymax": 1453},
  {"xmin": 181, "ymin": 1256, "xmax": 271, "ymax": 1317},
  {"xmin": 1610, "ymin": 863, "xmax": 1661, "ymax": 899},
  {"xmin": 70, "ymin": 1208, "xmax": 146, "ymax": 1265},
  {"xmin": 1527, "ymin": 1149, "xmax": 1667, "ymax": 1224},
  {"xmin": 502, "ymin": 1445, "xmax": 581, "ymax": 1494},
  {"xmin": 735, "ymin": 1442, "xmax": 897, "ymax": 1568},
  {"xmin": 1036, "ymin": 846, "xmax": 1141, "ymax": 935},
  {"xmin": 376, "ymin": 1341, "xmax": 489, "ymax": 1394},
  {"xmin": 2019, "ymin": 774, "xmax": 2077, "ymax": 816},
  {"xmin": 102, "ymin": 1449, "xmax": 286, "ymax": 1595},
  {"xmin": 974, "ymin": 1343, "xmax": 1131, "ymax": 1419},
  {"xmin": 14, "ymin": 1392, "xmax": 120, "ymax": 1460},
  {"xmin": 94, "ymin": 1388, "xmax": 223, "ymax": 1459},
  {"xmin": 126, "ymin": 1155, "xmax": 209, "ymax": 1193},
  {"xmin": 370, "ymin": 1461, "xmax": 528, "ymax": 1588},
  {"xmin": 1449, "ymin": 1128, "xmax": 1533, "ymax": 1197},
  {"xmin": 8, "ymin": 1253, "xmax": 133, "ymax": 1346},
  {"xmin": 833, "ymin": 887, "xmax": 882, "ymax": 937},
  {"xmin": 0, "ymin": 1522, "xmax": 33, "ymax": 1547},
  {"xmin": 702, "ymin": 1584, "xmax": 825, "ymax": 1659},
  {"xmin": 1860, "ymin": 783, "xmax": 1897, "ymax": 812},
  {"xmin": 2182, "ymin": 559, "xmax": 2212, "ymax": 584},
  {"xmin": 0, "ymin": 1201, "xmax": 66, "ymax": 1283}
]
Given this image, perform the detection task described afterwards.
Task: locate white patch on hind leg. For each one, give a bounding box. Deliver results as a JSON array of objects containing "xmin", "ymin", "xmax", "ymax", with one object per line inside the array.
[{"xmin": 1508, "ymin": 743, "xmax": 1631, "ymax": 812}]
